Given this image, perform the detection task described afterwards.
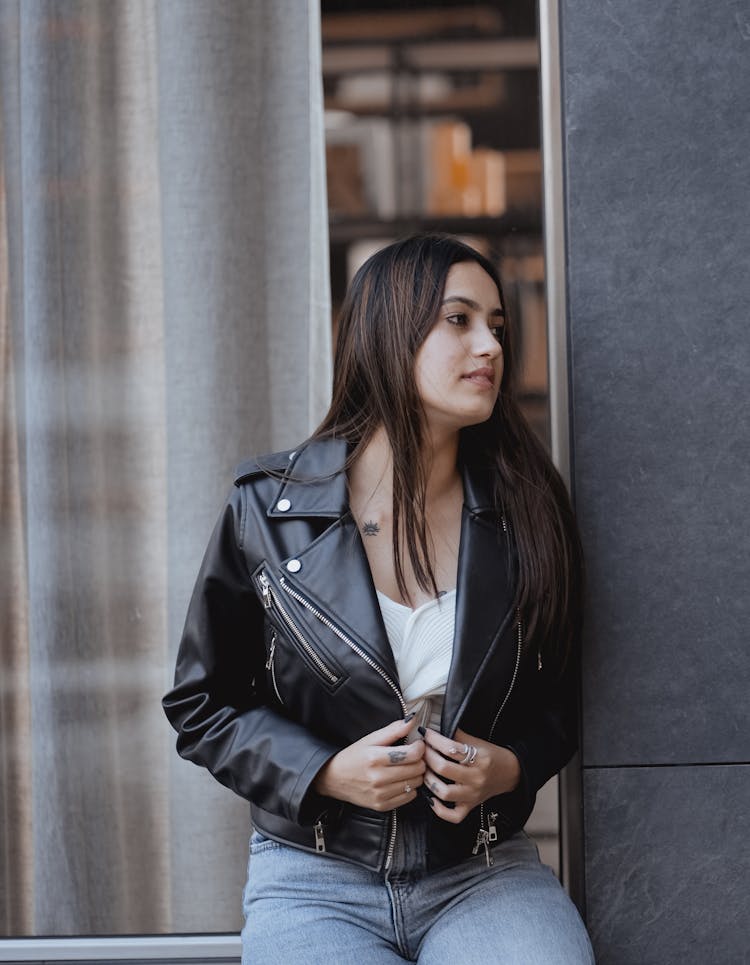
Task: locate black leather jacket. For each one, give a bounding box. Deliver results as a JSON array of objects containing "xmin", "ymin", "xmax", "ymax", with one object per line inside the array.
[{"xmin": 163, "ymin": 437, "xmax": 579, "ymax": 871}]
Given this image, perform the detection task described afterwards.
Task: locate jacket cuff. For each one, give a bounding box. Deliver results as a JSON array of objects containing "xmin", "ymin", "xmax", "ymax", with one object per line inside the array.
[
  {"xmin": 290, "ymin": 743, "xmax": 340, "ymax": 825},
  {"xmin": 498, "ymin": 741, "xmax": 535, "ymax": 814}
]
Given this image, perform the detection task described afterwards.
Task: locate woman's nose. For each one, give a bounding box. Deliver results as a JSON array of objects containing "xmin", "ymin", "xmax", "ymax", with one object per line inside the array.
[{"xmin": 474, "ymin": 324, "xmax": 502, "ymax": 358}]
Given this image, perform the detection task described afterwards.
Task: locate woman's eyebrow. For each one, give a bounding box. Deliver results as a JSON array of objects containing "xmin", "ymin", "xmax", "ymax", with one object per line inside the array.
[{"xmin": 441, "ymin": 295, "xmax": 505, "ymax": 316}]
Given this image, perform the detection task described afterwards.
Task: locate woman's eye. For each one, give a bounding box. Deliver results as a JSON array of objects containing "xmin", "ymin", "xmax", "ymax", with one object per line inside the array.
[
  {"xmin": 490, "ymin": 325, "xmax": 505, "ymax": 344},
  {"xmin": 445, "ymin": 313, "xmax": 468, "ymax": 327}
]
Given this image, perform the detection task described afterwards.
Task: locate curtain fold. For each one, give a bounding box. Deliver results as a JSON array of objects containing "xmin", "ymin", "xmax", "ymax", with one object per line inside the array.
[
  {"xmin": 0, "ymin": 0, "xmax": 330, "ymax": 937},
  {"xmin": 0, "ymin": 112, "xmax": 34, "ymax": 936}
]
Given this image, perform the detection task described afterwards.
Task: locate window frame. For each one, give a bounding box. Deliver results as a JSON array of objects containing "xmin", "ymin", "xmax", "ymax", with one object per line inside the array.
[{"xmin": 0, "ymin": 935, "xmax": 240, "ymax": 962}]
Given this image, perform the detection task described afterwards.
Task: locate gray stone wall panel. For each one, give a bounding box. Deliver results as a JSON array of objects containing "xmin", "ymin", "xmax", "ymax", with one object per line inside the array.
[
  {"xmin": 561, "ymin": 0, "xmax": 750, "ymax": 766},
  {"xmin": 583, "ymin": 765, "xmax": 750, "ymax": 964}
]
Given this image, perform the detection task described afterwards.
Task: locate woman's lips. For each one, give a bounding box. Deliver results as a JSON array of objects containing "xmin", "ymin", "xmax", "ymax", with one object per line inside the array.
[{"xmin": 462, "ymin": 367, "xmax": 495, "ymax": 389}]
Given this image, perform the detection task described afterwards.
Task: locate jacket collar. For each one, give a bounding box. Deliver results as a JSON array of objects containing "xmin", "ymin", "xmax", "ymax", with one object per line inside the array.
[
  {"xmin": 266, "ymin": 436, "xmax": 496, "ymax": 520},
  {"xmin": 267, "ymin": 438, "xmax": 349, "ymax": 518}
]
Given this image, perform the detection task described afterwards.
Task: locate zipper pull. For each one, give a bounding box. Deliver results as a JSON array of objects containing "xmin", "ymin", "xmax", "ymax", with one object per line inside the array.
[
  {"xmin": 472, "ymin": 828, "xmax": 494, "ymax": 866},
  {"xmin": 313, "ymin": 819, "xmax": 326, "ymax": 853},
  {"xmin": 488, "ymin": 812, "xmax": 498, "ymax": 843},
  {"xmin": 265, "ymin": 629, "xmax": 277, "ymax": 671},
  {"xmin": 472, "ymin": 827, "xmax": 487, "ymax": 856},
  {"xmin": 258, "ymin": 573, "xmax": 272, "ymax": 610},
  {"xmin": 537, "ymin": 649, "xmax": 543, "ymax": 671}
]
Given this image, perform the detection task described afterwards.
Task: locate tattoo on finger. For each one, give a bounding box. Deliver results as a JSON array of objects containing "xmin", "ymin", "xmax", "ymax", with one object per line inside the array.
[{"xmin": 388, "ymin": 750, "xmax": 408, "ymax": 764}]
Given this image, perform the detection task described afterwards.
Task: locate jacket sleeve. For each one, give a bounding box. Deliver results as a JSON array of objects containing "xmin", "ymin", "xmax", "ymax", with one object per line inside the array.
[
  {"xmin": 499, "ymin": 640, "xmax": 580, "ymax": 813},
  {"xmin": 162, "ymin": 488, "xmax": 339, "ymax": 824}
]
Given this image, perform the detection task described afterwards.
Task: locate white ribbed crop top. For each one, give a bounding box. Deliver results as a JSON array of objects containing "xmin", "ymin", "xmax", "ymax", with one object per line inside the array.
[{"xmin": 376, "ymin": 589, "xmax": 456, "ymax": 736}]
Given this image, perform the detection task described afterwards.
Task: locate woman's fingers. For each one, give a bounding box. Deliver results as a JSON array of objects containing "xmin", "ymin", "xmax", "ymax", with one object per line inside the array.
[
  {"xmin": 427, "ymin": 794, "xmax": 471, "ymax": 824},
  {"xmin": 314, "ymin": 718, "xmax": 431, "ymax": 809},
  {"xmin": 423, "ymin": 745, "xmax": 470, "ymax": 784},
  {"xmin": 423, "ymin": 768, "xmax": 456, "ymax": 802},
  {"xmin": 379, "ymin": 740, "xmax": 425, "ymax": 766},
  {"xmin": 362, "ymin": 716, "xmax": 418, "ymax": 747},
  {"xmin": 369, "ymin": 761, "xmax": 425, "ymax": 789},
  {"xmin": 421, "ymin": 726, "xmax": 482, "ymax": 764},
  {"xmin": 369, "ymin": 768, "xmax": 424, "ymax": 809}
]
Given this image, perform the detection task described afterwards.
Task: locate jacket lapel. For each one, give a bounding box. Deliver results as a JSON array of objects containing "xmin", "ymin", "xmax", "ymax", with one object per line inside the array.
[
  {"xmin": 267, "ymin": 439, "xmax": 398, "ymax": 682},
  {"xmin": 280, "ymin": 513, "xmax": 399, "ymax": 682},
  {"xmin": 441, "ymin": 462, "xmax": 518, "ymax": 737}
]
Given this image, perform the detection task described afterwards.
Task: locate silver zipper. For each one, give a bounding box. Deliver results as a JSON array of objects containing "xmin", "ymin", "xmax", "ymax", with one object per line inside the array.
[
  {"xmin": 265, "ymin": 629, "xmax": 284, "ymax": 704},
  {"xmin": 256, "ymin": 572, "xmax": 339, "ymax": 685},
  {"xmin": 472, "ymin": 827, "xmax": 492, "ymax": 865},
  {"xmin": 313, "ymin": 819, "xmax": 326, "ymax": 853},
  {"xmin": 487, "ymin": 613, "xmax": 523, "ymax": 740},
  {"xmin": 278, "ymin": 576, "xmax": 411, "ymax": 874},
  {"xmin": 487, "ymin": 810, "xmax": 499, "ymax": 842},
  {"xmin": 474, "ymin": 612, "xmax": 523, "ymax": 866},
  {"xmin": 384, "ymin": 811, "xmax": 398, "ymax": 871},
  {"xmin": 279, "ymin": 576, "xmax": 406, "ymax": 716}
]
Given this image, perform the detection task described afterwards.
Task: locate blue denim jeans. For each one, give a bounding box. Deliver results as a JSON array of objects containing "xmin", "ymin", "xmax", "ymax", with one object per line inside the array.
[{"xmin": 241, "ymin": 816, "xmax": 595, "ymax": 964}]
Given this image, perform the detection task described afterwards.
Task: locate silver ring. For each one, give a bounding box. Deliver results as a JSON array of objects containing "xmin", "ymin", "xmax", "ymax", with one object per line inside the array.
[
  {"xmin": 459, "ymin": 744, "xmax": 477, "ymax": 766},
  {"xmin": 404, "ymin": 784, "xmax": 412, "ymax": 794}
]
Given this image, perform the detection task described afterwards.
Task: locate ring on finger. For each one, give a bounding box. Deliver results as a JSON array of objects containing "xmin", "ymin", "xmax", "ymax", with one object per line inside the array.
[
  {"xmin": 404, "ymin": 783, "xmax": 412, "ymax": 794},
  {"xmin": 459, "ymin": 744, "xmax": 477, "ymax": 766}
]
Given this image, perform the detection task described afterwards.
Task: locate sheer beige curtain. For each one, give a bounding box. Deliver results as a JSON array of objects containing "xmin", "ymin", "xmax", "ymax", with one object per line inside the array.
[{"xmin": 0, "ymin": 0, "xmax": 331, "ymax": 937}]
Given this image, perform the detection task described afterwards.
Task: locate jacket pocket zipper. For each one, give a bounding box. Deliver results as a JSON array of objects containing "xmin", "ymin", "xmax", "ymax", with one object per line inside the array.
[
  {"xmin": 256, "ymin": 571, "xmax": 340, "ymax": 687},
  {"xmin": 473, "ymin": 611, "xmax": 523, "ymax": 866},
  {"xmin": 276, "ymin": 573, "xmax": 407, "ymax": 871},
  {"xmin": 265, "ymin": 628, "xmax": 284, "ymax": 705},
  {"xmin": 278, "ymin": 576, "xmax": 406, "ymax": 717}
]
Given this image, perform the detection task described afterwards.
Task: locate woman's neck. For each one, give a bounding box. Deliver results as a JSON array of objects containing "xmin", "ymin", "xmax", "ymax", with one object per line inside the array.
[
  {"xmin": 348, "ymin": 425, "xmax": 461, "ymax": 512},
  {"xmin": 421, "ymin": 426, "xmax": 461, "ymax": 501}
]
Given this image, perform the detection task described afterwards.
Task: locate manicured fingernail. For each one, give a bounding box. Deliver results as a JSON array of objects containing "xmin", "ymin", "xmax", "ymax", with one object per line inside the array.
[
  {"xmin": 417, "ymin": 725, "xmax": 426, "ymax": 736},
  {"xmin": 444, "ymin": 801, "xmax": 456, "ymax": 810},
  {"xmin": 403, "ymin": 711, "xmax": 416, "ymax": 722}
]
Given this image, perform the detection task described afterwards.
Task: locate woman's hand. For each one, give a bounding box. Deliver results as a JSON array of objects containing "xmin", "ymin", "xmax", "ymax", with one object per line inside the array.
[
  {"xmin": 421, "ymin": 726, "xmax": 521, "ymax": 825},
  {"xmin": 313, "ymin": 717, "xmax": 426, "ymax": 811}
]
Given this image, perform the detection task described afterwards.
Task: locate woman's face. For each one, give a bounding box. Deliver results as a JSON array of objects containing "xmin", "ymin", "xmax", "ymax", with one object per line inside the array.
[{"xmin": 414, "ymin": 261, "xmax": 505, "ymax": 434}]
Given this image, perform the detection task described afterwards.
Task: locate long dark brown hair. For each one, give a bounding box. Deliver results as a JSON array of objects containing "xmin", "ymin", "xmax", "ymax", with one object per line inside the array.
[{"xmin": 313, "ymin": 234, "xmax": 582, "ymax": 666}]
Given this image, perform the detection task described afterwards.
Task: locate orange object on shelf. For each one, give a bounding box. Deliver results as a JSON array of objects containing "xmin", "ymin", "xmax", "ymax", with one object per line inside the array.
[
  {"xmin": 428, "ymin": 121, "xmax": 481, "ymax": 215},
  {"xmin": 469, "ymin": 148, "xmax": 507, "ymax": 217},
  {"xmin": 428, "ymin": 123, "xmax": 522, "ymax": 217}
]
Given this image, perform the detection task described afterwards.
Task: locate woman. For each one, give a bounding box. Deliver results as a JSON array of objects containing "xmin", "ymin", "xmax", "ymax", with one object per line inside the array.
[{"xmin": 163, "ymin": 234, "xmax": 594, "ymax": 963}]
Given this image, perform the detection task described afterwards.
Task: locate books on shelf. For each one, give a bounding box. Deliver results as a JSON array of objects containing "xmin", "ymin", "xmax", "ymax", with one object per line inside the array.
[{"xmin": 326, "ymin": 115, "xmax": 541, "ymax": 219}]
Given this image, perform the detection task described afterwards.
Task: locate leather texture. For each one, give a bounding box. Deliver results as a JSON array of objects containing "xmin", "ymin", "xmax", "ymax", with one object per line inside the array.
[{"xmin": 162, "ymin": 437, "xmax": 579, "ymax": 871}]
